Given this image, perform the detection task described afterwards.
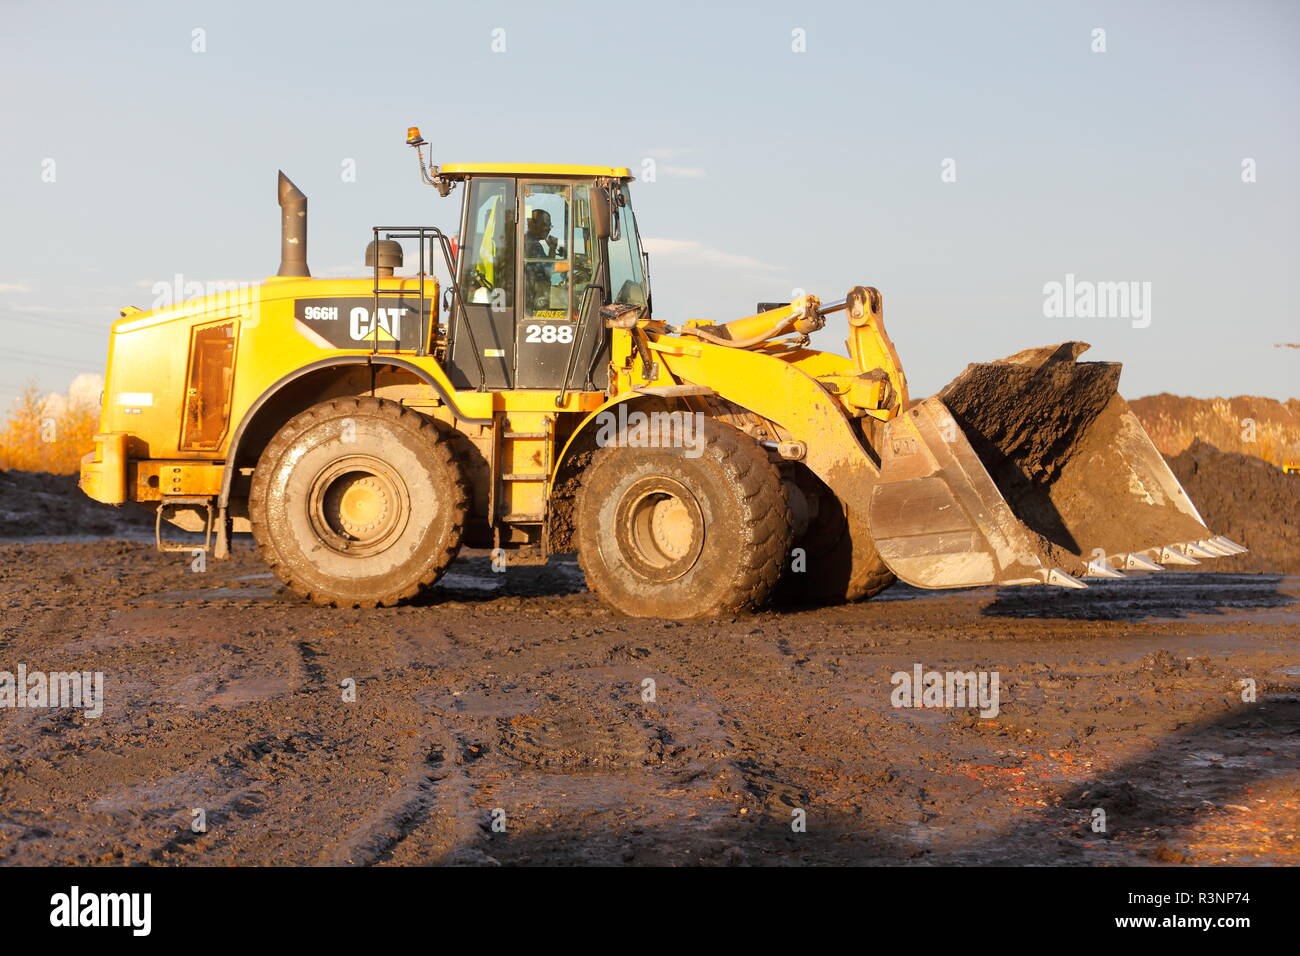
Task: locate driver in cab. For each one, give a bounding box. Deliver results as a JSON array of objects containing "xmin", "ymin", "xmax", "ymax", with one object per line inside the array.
[
  {"xmin": 525, "ymin": 208, "xmax": 569, "ymax": 315},
  {"xmin": 525, "ymin": 209, "xmax": 563, "ymax": 259}
]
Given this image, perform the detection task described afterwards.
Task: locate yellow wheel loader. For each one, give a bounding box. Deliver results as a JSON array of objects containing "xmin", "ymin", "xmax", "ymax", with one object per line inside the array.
[{"xmin": 78, "ymin": 128, "xmax": 1245, "ymax": 618}]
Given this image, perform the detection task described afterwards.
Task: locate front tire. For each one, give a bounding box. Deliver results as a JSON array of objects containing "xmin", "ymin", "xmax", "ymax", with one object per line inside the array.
[
  {"xmin": 576, "ymin": 417, "xmax": 791, "ymax": 618},
  {"xmin": 249, "ymin": 397, "xmax": 468, "ymax": 607}
]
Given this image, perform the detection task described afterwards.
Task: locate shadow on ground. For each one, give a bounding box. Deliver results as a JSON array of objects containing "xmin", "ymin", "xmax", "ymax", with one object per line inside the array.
[
  {"xmin": 981, "ymin": 573, "xmax": 1294, "ymax": 622},
  {"xmin": 453, "ymin": 697, "xmax": 1298, "ymax": 866}
]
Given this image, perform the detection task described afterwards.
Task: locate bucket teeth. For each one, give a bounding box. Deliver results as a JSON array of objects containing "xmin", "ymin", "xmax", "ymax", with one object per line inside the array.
[
  {"xmin": 1152, "ymin": 546, "xmax": 1199, "ymax": 566},
  {"xmin": 1084, "ymin": 559, "xmax": 1124, "ymax": 578},
  {"xmin": 1180, "ymin": 541, "xmax": 1218, "ymax": 560},
  {"xmin": 1197, "ymin": 539, "xmax": 1235, "ymax": 557},
  {"xmin": 1119, "ymin": 553, "xmax": 1164, "ymax": 572},
  {"xmin": 1210, "ymin": 535, "xmax": 1248, "ymax": 555},
  {"xmin": 1038, "ymin": 568, "xmax": 1088, "ymax": 589}
]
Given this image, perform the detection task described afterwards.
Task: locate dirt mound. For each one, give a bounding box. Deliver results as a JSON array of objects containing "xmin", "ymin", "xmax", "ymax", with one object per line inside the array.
[
  {"xmin": 1133, "ymin": 394, "xmax": 1300, "ymax": 465},
  {"xmin": 1164, "ymin": 440, "xmax": 1300, "ymax": 574},
  {"xmin": 0, "ymin": 470, "xmax": 152, "ymax": 537}
]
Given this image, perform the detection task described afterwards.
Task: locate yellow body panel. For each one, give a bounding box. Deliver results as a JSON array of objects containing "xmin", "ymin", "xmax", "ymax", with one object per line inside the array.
[
  {"xmin": 81, "ymin": 273, "xmax": 607, "ymax": 504},
  {"xmin": 100, "ymin": 276, "xmax": 438, "ymax": 461},
  {"xmin": 78, "ymin": 433, "xmax": 128, "ymax": 504},
  {"xmin": 652, "ymin": 337, "xmax": 879, "ymax": 485}
]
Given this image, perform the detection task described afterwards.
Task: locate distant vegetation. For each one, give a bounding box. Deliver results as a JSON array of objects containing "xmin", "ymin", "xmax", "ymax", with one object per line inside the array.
[{"xmin": 0, "ymin": 380, "xmax": 100, "ymax": 474}]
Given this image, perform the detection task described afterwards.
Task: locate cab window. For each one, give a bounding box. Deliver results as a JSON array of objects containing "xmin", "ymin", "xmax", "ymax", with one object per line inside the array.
[
  {"xmin": 522, "ymin": 182, "xmax": 577, "ymax": 320},
  {"xmin": 607, "ymin": 184, "xmax": 647, "ymax": 307}
]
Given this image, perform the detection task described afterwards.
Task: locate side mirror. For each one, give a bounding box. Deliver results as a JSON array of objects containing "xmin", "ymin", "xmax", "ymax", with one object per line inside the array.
[
  {"xmin": 590, "ymin": 186, "xmax": 611, "ymax": 239},
  {"xmin": 600, "ymin": 303, "xmax": 642, "ymax": 329}
]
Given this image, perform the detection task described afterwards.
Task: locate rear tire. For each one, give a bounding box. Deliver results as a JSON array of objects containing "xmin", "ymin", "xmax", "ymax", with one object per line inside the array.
[
  {"xmin": 576, "ymin": 417, "xmax": 791, "ymax": 619},
  {"xmin": 249, "ymin": 397, "xmax": 468, "ymax": 608}
]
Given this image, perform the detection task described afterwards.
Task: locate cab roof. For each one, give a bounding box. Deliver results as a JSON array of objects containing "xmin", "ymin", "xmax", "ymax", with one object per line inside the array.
[{"xmin": 439, "ymin": 163, "xmax": 633, "ymax": 180}]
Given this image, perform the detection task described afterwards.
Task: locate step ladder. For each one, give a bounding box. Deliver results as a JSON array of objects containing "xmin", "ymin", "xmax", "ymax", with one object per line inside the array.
[{"xmin": 488, "ymin": 414, "xmax": 554, "ymax": 559}]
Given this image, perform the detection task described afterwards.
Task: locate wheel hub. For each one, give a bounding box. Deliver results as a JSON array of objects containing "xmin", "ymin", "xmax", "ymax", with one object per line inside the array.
[
  {"xmin": 331, "ymin": 475, "xmax": 391, "ymax": 536},
  {"xmin": 649, "ymin": 496, "xmax": 693, "ymax": 561},
  {"xmin": 615, "ymin": 476, "xmax": 705, "ymax": 582},
  {"xmin": 308, "ymin": 456, "xmax": 409, "ymax": 556}
]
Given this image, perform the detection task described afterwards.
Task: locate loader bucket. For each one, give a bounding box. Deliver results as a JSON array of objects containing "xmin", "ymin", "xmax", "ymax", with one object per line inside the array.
[{"xmin": 867, "ymin": 342, "xmax": 1235, "ymax": 589}]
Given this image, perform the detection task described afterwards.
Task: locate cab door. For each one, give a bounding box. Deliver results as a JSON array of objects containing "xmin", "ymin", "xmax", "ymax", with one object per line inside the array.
[
  {"xmin": 514, "ymin": 181, "xmax": 603, "ymax": 389},
  {"xmin": 448, "ymin": 177, "xmax": 517, "ymax": 390}
]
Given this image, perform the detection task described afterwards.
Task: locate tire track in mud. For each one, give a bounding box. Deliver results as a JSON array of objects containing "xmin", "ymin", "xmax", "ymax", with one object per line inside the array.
[
  {"xmin": 2, "ymin": 594, "xmax": 422, "ymax": 864},
  {"xmin": 310, "ymin": 616, "xmax": 523, "ymax": 865},
  {"xmin": 180, "ymin": 656, "xmax": 657, "ymax": 868},
  {"xmin": 95, "ymin": 716, "xmax": 329, "ymax": 864},
  {"xmin": 294, "ymin": 638, "xmax": 329, "ymax": 690},
  {"xmin": 339, "ymin": 640, "xmax": 731, "ymax": 865},
  {"xmin": 320, "ymin": 736, "xmax": 461, "ymax": 866},
  {"xmin": 5, "ymin": 712, "xmax": 323, "ymax": 864},
  {"xmin": 281, "ymin": 627, "xmax": 490, "ymax": 865},
  {"xmin": 145, "ymin": 787, "xmax": 267, "ymax": 864},
  {"xmin": 306, "ymin": 620, "xmax": 514, "ymax": 866},
  {"xmin": 317, "ymin": 689, "xmax": 491, "ymax": 867},
  {"xmin": 633, "ymin": 622, "xmax": 973, "ymax": 861},
  {"xmin": 430, "ymin": 635, "xmax": 808, "ymax": 863},
  {"xmin": 638, "ymin": 628, "xmax": 821, "ymax": 814}
]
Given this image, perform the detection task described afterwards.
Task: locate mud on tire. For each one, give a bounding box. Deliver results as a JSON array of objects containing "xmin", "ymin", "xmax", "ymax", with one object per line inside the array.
[
  {"xmin": 249, "ymin": 397, "xmax": 468, "ymax": 608},
  {"xmin": 576, "ymin": 417, "xmax": 791, "ymax": 619}
]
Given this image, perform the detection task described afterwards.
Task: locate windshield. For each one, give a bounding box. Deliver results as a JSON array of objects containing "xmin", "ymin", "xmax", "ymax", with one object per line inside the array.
[{"xmin": 607, "ymin": 185, "xmax": 648, "ymax": 310}]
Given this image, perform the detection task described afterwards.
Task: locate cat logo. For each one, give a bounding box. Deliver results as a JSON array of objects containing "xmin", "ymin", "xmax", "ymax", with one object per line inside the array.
[
  {"xmin": 293, "ymin": 296, "xmax": 430, "ymax": 351},
  {"xmin": 350, "ymin": 306, "xmax": 404, "ymax": 342}
]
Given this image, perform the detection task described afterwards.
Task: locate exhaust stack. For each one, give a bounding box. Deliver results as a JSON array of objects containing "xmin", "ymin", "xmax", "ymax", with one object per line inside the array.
[{"xmin": 276, "ymin": 171, "xmax": 310, "ymax": 277}]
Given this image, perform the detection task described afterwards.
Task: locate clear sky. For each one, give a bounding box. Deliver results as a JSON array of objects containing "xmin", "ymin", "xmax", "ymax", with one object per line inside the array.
[{"xmin": 1, "ymin": 0, "xmax": 1296, "ymax": 411}]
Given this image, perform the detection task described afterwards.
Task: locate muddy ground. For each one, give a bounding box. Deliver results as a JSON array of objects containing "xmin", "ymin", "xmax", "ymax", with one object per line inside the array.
[
  {"xmin": 0, "ymin": 471, "xmax": 151, "ymax": 538},
  {"xmin": 0, "ymin": 539, "xmax": 1295, "ymax": 866}
]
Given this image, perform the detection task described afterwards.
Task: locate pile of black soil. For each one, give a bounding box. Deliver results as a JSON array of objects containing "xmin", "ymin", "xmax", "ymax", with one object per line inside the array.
[
  {"xmin": 938, "ymin": 346, "xmax": 1207, "ymax": 561},
  {"xmin": 1164, "ymin": 440, "xmax": 1300, "ymax": 574},
  {"xmin": 0, "ymin": 470, "xmax": 152, "ymax": 537}
]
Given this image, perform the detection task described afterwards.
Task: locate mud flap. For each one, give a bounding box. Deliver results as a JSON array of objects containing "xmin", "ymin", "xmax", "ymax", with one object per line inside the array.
[{"xmin": 868, "ymin": 343, "xmax": 1224, "ymax": 589}]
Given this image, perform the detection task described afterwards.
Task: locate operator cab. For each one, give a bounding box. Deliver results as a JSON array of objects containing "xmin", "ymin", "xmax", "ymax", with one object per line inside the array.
[{"xmin": 410, "ymin": 142, "xmax": 649, "ymax": 392}]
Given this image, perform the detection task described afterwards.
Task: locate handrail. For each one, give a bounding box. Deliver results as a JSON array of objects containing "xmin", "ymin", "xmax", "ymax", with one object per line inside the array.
[{"xmin": 370, "ymin": 225, "xmax": 487, "ymax": 390}]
